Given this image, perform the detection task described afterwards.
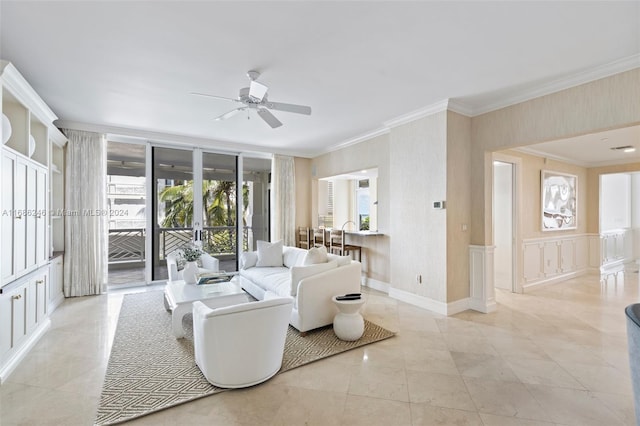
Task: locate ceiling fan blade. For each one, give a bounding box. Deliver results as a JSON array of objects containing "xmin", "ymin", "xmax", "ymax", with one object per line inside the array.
[
  {"xmin": 191, "ymin": 92, "xmax": 242, "ymax": 103},
  {"xmin": 214, "ymin": 107, "xmax": 246, "ymax": 121},
  {"xmin": 249, "ymin": 80, "xmax": 268, "ymax": 101},
  {"xmin": 257, "ymin": 108, "xmax": 283, "ymax": 128},
  {"xmin": 264, "ymin": 101, "xmax": 312, "ymax": 115}
]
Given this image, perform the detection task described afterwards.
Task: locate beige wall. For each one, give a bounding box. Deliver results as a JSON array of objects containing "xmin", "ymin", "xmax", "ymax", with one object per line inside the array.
[
  {"xmin": 390, "ymin": 111, "xmax": 448, "ymax": 302},
  {"xmin": 302, "ymin": 68, "xmax": 640, "ymax": 310},
  {"xmin": 311, "ymin": 134, "xmax": 391, "ymax": 283},
  {"xmin": 446, "ymin": 111, "xmax": 471, "ymax": 302},
  {"xmin": 471, "ymin": 68, "xmax": 640, "ymax": 245},
  {"xmin": 497, "ymin": 150, "xmax": 588, "ymax": 239},
  {"xmin": 587, "ymin": 162, "xmax": 640, "ymax": 233}
]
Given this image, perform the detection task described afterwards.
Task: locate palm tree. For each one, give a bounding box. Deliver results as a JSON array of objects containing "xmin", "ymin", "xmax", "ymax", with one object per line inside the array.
[
  {"xmin": 159, "ymin": 179, "xmax": 250, "ymax": 253},
  {"xmin": 159, "ymin": 181, "xmax": 194, "ymax": 227}
]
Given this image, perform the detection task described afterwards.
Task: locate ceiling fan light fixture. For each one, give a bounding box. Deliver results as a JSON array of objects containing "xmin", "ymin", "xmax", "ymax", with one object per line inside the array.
[
  {"xmin": 623, "ymin": 147, "xmax": 636, "ymax": 153},
  {"xmin": 249, "ymin": 80, "xmax": 268, "ymax": 102}
]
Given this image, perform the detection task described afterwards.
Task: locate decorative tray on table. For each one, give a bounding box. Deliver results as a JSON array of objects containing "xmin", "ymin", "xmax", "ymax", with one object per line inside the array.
[{"xmin": 196, "ymin": 271, "xmax": 233, "ymax": 285}]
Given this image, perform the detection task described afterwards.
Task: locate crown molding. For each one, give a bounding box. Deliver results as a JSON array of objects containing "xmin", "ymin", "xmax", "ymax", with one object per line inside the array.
[
  {"xmin": 472, "ymin": 54, "xmax": 640, "ymax": 116},
  {"xmin": 447, "ymin": 99, "xmax": 474, "ymax": 117},
  {"xmin": 514, "ymin": 145, "xmax": 640, "ymax": 169},
  {"xmin": 383, "ymin": 99, "xmax": 451, "ymax": 128},
  {"xmin": 1, "ymin": 60, "xmax": 58, "ymax": 125},
  {"xmin": 514, "ymin": 146, "xmax": 591, "ymax": 167},
  {"xmin": 319, "ymin": 127, "xmax": 390, "ymax": 156},
  {"xmin": 55, "ymin": 120, "xmax": 309, "ymax": 158}
]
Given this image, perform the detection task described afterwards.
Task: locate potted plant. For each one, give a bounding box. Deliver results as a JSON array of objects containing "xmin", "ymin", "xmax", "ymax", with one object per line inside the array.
[{"xmin": 180, "ymin": 244, "xmax": 203, "ymax": 284}]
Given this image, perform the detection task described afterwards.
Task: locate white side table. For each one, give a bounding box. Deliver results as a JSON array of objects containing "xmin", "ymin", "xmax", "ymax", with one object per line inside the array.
[{"xmin": 332, "ymin": 295, "xmax": 365, "ymax": 341}]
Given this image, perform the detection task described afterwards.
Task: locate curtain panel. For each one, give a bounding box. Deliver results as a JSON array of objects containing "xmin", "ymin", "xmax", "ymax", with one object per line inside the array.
[
  {"xmin": 62, "ymin": 129, "xmax": 107, "ymax": 297},
  {"xmin": 271, "ymin": 155, "xmax": 296, "ymax": 246}
]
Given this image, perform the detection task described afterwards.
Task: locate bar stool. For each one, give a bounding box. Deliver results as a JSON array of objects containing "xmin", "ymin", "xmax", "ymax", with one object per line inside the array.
[
  {"xmin": 329, "ymin": 229, "xmax": 361, "ymax": 261},
  {"xmin": 312, "ymin": 227, "xmax": 329, "ymax": 249},
  {"xmin": 297, "ymin": 226, "xmax": 311, "ymax": 249}
]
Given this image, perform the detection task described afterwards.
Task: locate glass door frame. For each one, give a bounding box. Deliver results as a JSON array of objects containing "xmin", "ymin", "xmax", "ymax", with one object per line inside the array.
[{"xmin": 148, "ymin": 144, "xmax": 245, "ymax": 282}]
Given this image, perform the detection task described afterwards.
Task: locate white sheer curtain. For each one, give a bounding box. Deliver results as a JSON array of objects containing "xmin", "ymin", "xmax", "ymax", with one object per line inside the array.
[
  {"xmin": 62, "ymin": 129, "xmax": 107, "ymax": 297},
  {"xmin": 271, "ymin": 155, "xmax": 296, "ymax": 246}
]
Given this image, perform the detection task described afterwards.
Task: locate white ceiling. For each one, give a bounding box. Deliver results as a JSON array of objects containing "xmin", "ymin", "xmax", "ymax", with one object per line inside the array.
[{"xmin": 1, "ymin": 1, "xmax": 639, "ymax": 158}]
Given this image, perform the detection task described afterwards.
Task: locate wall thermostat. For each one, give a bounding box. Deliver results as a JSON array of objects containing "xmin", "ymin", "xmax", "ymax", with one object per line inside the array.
[{"xmin": 433, "ymin": 201, "xmax": 446, "ymax": 209}]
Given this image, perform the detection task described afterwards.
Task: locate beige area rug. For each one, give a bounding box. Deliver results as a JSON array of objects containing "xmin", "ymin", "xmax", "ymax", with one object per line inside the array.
[{"xmin": 95, "ymin": 291, "xmax": 395, "ymax": 425}]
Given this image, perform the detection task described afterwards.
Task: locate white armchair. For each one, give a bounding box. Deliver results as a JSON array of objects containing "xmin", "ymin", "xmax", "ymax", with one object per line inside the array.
[
  {"xmin": 192, "ymin": 297, "xmax": 293, "ymax": 388},
  {"xmin": 166, "ymin": 252, "xmax": 219, "ymax": 282}
]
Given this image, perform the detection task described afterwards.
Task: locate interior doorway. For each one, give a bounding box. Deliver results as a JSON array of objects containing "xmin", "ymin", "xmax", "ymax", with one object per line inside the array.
[{"xmin": 493, "ymin": 156, "xmax": 520, "ymax": 293}]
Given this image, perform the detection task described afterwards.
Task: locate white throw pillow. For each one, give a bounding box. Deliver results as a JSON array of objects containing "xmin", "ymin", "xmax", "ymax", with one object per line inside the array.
[
  {"xmin": 302, "ymin": 246, "xmax": 328, "ymax": 266},
  {"xmin": 256, "ymin": 240, "xmax": 284, "ymax": 267},
  {"xmin": 327, "ymin": 253, "xmax": 352, "ymax": 267},
  {"xmin": 240, "ymin": 252, "xmax": 258, "ymax": 269},
  {"xmin": 289, "ymin": 260, "xmax": 337, "ymax": 296}
]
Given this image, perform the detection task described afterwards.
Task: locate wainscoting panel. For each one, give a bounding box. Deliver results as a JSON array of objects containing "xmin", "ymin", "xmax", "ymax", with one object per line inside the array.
[
  {"xmin": 522, "ymin": 235, "xmax": 589, "ymax": 291},
  {"xmin": 598, "ymin": 229, "xmax": 634, "ymax": 271}
]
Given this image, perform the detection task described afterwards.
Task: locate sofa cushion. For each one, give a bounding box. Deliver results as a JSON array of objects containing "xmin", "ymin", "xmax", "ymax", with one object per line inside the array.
[
  {"xmin": 290, "ymin": 260, "xmax": 337, "ymax": 297},
  {"xmin": 303, "ymin": 246, "xmax": 328, "ymax": 265},
  {"xmin": 240, "ymin": 251, "xmax": 258, "ymax": 269},
  {"xmin": 256, "ymin": 240, "xmax": 284, "ymax": 267},
  {"xmin": 283, "ymin": 246, "xmax": 308, "ymax": 268},
  {"xmin": 240, "ymin": 267, "xmax": 291, "ymax": 297},
  {"xmin": 327, "ymin": 253, "xmax": 352, "ymax": 267}
]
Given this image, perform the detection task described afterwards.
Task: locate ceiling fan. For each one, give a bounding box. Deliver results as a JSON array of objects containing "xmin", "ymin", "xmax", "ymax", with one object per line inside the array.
[{"xmin": 192, "ymin": 70, "xmax": 312, "ymax": 129}]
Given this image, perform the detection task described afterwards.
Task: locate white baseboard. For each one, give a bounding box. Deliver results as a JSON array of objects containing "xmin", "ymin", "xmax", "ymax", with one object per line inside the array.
[
  {"xmin": 388, "ymin": 287, "xmax": 474, "ymax": 316},
  {"xmin": 0, "ymin": 319, "xmax": 51, "ymax": 384},
  {"xmin": 522, "ymin": 269, "xmax": 588, "ymax": 293},
  {"xmin": 469, "ymin": 298, "xmax": 497, "ymax": 313},
  {"xmin": 49, "ymin": 293, "xmax": 65, "ymax": 313},
  {"xmin": 363, "ymin": 278, "xmax": 390, "ymax": 294},
  {"xmin": 389, "ymin": 287, "xmax": 448, "ymax": 315}
]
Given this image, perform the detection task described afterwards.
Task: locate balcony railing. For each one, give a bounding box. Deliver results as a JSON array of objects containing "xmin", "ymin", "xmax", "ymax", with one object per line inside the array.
[
  {"xmin": 108, "ymin": 228, "xmax": 145, "ymax": 263},
  {"xmin": 108, "ymin": 226, "xmax": 253, "ymax": 264}
]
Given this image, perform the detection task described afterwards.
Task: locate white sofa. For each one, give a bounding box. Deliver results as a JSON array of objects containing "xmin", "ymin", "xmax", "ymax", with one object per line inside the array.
[{"xmin": 239, "ymin": 242, "xmax": 362, "ymax": 335}]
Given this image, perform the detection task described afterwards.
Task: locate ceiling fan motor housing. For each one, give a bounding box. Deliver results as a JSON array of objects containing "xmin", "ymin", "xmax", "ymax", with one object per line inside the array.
[{"xmin": 239, "ymin": 87, "xmax": 267, "ymax": 104}]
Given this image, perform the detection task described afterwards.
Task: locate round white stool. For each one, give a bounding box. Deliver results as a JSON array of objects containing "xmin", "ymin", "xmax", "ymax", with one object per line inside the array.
[{"xmin": 332, "ymin": 295, "xmax": 365, "ymax": 341}]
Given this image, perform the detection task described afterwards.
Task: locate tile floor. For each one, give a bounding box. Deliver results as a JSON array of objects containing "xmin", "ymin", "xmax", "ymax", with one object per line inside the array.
[{"xmin": 0, "ymin": 271, "xmax": 638, "ymax": 425}]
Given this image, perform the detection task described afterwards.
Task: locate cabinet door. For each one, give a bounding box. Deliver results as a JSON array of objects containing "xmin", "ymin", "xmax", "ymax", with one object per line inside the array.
[
  {"xmin": 35, "ymin": 168, "xmax": 47, "ymax": 265},
  {"xmin": 0, "ymin": 291, "xmax": 12, "ymax": 359},
  {"xmin": 1, "ymin": 151, "xmax": 15, "ymax": 282},
  {"xmin": 25, "ymin": 165, "xmax": 37, "ymax": 270},
  {"xmin": 35, "ymin": 274, "xmax": 47, "ymax": 322},
  {"xmin": 14, "ymin": 160, "xmax": 27, "ymax": 275},
  {"xmin": 11, "ymin": 286, "xmax": 27, "ymax": 348},
  {"xmin": 26, "ymin": 280, "xmax": 37, "ymax": 333}
]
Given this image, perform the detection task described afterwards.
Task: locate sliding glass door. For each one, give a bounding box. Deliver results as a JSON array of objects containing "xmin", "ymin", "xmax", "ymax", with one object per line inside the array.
[
  {"xmin": 105, "ymin": 141, "xmax": 271, "ymax": 285},
  {"xmin": 200, "ymin": 152, "xmax": 238, "ymax": 272},
  {"xmin": 152, "ymin": 147, "xmax": 194, "ymax": 281}
]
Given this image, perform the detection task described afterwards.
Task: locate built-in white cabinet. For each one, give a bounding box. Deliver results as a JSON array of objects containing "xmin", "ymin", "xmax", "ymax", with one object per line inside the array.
[
  {"xmin": 48, "ymin": 254, "xmax": 64, "ymax": 311},
  {"xmin": 0, "ymin": 266, "xmax": 49, "ymax": 382},
  {"xmin": 0, "ymin": 61, "xmax": 66, "ymax": 383},
  {"xmin": 1, "ymin": 148, "xmax": 48, "ymax": 285}
]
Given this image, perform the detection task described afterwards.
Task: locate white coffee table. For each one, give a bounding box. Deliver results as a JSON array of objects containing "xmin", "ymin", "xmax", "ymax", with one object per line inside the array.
[
  {"xmin": 164, "ymin": 277, "xmax": 250, "ymax": 338},
  {"xmin": 332, "ymin": 295, "xmax": 366, "ymax": 341}
]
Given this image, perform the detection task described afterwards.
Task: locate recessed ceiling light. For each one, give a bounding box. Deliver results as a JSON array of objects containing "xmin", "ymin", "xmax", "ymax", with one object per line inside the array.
[
  {"xmin": 623, "ymin": 147, "xmax": 636, "ymax": 153},
  {"xmin": 361, "ymin": 170, "xmax": 367, "ymax": 173}
]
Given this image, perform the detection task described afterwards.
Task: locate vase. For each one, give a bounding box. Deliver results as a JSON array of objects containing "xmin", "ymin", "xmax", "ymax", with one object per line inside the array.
[
  {"xmin": 182, "ymin": 261, "xmax": 199, "ymax": 284},
  {"xmin": 1, "ymin": 113, "xmax": 11, "ymax": 145}
]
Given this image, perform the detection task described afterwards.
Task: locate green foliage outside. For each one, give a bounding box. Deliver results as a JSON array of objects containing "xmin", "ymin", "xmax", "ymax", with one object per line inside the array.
[
  {"xmin": 360, "ymin": 216, "xmax": 370, "ymax": 231},
  {"xmin": 159, "ymin": 180, "xmax": 249, "ymax": 254}
]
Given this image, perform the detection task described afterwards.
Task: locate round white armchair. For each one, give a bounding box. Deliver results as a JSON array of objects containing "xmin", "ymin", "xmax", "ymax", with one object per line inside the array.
[{"xmin": 192, "ymin": 297, "xmax": 293, "ymax": 388}]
